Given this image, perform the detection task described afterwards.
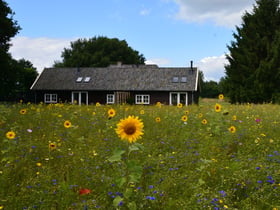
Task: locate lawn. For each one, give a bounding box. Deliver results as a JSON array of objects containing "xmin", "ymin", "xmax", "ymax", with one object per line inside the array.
[{"xmin": 0, "ymin": 99, "xmax": 279, "ymax": 209}]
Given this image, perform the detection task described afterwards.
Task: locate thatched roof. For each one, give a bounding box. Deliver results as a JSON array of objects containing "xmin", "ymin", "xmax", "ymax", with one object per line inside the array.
[{"xmin": 31, "ymin": 64, "xmax": 199, "ymax": 91}]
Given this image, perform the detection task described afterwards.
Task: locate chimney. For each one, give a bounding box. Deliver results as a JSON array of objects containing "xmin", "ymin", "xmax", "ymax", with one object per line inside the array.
[{"xmin": 190, "ymin": 60, "xmax": 193, "ymax": 69}]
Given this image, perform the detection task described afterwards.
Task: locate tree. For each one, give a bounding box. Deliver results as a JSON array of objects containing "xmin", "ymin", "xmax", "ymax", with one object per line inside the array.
[
  {"xmin": 224, "ymin": 0, "xmax": 280, "ymax": 103},
  {"xmin": 0, "ymin": 0, "xmax": 21, "ymax": 101},
  {"xmin": 54, "ymin": 36, "xmax": 146, "ymax": 67}
]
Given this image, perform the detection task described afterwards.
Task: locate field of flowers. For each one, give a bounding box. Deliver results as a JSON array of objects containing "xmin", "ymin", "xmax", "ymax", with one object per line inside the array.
[{"xmin": 0, "ymin": 98, "xmax": 279, "ymax": 210}]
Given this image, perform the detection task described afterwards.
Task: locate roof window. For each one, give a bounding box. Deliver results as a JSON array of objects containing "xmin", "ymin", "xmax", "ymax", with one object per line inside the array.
[
  {"xmin": 172, "ymin": 77, "xmax": 179, "ymax": 83},
  {"xmin": 76, "ymin": 77, "xmax": 83, "ymax": 82},
  {"xmin": 181, "ymin": 76, "xmax": 187, "ymax": 83},
  {"xmin": 84, "ymin": 77, "xmax": 91, "ymax": 82}
]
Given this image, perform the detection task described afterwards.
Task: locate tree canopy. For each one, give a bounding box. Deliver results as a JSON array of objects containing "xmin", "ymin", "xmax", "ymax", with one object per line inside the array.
[
  {"xmin": 224, "ymin": 0, "xmax": 280, "ymax": 103},
  {"xmin": 54, "ymin": 36, "xmax": 146, "ymax": 67},
  {"xmin": 0, "ymin": 0, "xmax": 38, "ymax": 102}
]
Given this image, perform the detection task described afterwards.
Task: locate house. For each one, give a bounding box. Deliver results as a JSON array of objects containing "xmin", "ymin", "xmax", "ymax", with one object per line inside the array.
[{"xmin": 30, "ymin": 63, "xmax": 200, "ymax": 105}]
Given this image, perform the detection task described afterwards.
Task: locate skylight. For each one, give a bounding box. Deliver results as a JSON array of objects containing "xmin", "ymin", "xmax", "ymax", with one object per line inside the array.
[
  {"xmin": 84, "ymin": 77, "xmax": 91, "ymax": 82},
  {"xmin": 76, "ymin": 77, "xmax": 83, "ymax": 82},
  {"xmin": 181, "ymin": 76, "xmax": 187, "ymax": 83},
  {"xmin": 172, "ymin": 77, "xmax": 179, "ymax": 83}
]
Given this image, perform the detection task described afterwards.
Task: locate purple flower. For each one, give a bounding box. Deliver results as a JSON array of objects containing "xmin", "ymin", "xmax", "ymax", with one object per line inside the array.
[{"xmin": 255, "ymin": 118, "xmax": 261, "ymax": 123}]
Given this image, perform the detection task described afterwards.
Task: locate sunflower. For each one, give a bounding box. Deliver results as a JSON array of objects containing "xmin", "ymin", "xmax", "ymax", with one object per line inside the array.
[
  {"xmin": 64, "ymin": 120, "xmax": 72, "ymax": 128},
  {"xmin": 108, "ymin": 108, "xmax": 116, "ymax": 118},
  {"xmin": 115, "ymin": 115, "xmax": 144, "ymax": 143},
  {"xmin": 202, "ymin": 119, "xmax": 207, "ymax": 125},
  {"xmin": 6, "ymin": 131, "xmax": 16, "ymax": 139},
  {"xmin": 156, "ymin": 102, "xmax": 162, "ymax": 107},
  {"xmin": 218, "ymin": 94, "xmax": 224, "ymax": 100},
  {"xmin": 95, "ymin": 102, "xmax": 101, "ymax": 107},
  {"xmin": 215, "ymin": 103, "xmax": 222, "ymax": 112},
  {"xmin": 140, "ymin": 110, "xmax": 145, "ymax": 115},
  {"xmin": 49, "ymin": 142, "xmax": 56, "ymax": 150},
  {"xmin": 177, "ymin": 103, "xmax": 183, "ymax": 108},
  {"xmin": 181, "ymin": 115, "xmax": 188, "ymax": 122},
  {"xmin": 155, "ymin": 117, "xmax": 161, "ymax": 123},
  {"xmin": 228, "ymin": 126, "xmax": 236, "ymax": 134},
  {"xmin": 232, "ymin": 115, "xmax": 237, "ymax": 121},
  {"xmin": 19, "ymin": 109, "xmax": 27, "ymax": 115}
]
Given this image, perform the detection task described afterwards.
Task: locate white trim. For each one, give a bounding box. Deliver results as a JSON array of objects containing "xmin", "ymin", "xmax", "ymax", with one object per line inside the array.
[
  {"xmin": 135, "ymin": 94, "xmax": 150, "ymax": 104},
  {"xmin": 44, "ymin": 93, "xmax": 57, "ymax": 103},
  {"xmin": 169, "ymin": 92, "xmax": 188, "ymax": 106},
  {"xmin": 71, "ymin": 91, "xmax": 88, "ymax": 105},
  {"xmin": 194, "ymin": 69, "xmax": 199, "ymax": 91},
  {"xmin": 106, "ymin": 94, "xmax": 115, "ymax": 104}
]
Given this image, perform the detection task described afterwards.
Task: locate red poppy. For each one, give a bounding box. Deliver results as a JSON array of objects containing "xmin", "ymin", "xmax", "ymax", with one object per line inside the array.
[{"xmin": 79, "ymin": 188, "xmax": 91, "ymax": 195}]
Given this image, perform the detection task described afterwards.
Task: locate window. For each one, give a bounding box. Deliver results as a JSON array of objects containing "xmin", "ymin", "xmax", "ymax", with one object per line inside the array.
[
  {"xmin": 76, "ymin": 77, "xmax": 83, "ymax": 82},
  {"xmin": 84, "ymin": 77, "xmax": 91, "ymax": 82},
  {"xmin": 44, "ymin": 94, "xmax": 57, "ymax": 103},
  {"xmin": 181, "ymin": 76, "xmax": 187, "ymax": 83},
  {"xmin": 107, "ymin": 94, "xmax": 115, "ymax": 104},
  {"xmin": 172, "ymin": 77, "xmax": 179, "ymax": 83},
  {"xmin": 135, "ymin": 94, "xmax": 150, "ymax": 104}
]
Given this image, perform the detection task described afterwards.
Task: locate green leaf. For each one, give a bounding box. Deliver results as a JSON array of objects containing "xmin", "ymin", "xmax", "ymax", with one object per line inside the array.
[
  {"xmin": 113, "ymin": 196, "xmax": 123, "ymax": 207},
  {"xmin": 128, "ymin": 143, "xmax": 144, "ymax": 154},
  {"xmin": 116, "ymin": 177, "xmax": 126, "ymax": 188},
  {"xmin": 128, "ymin": 201, "xmax": 137, "ymax": 210},
  {"xmin": 108, "ymin": 148, "xmax": 125, "ymax": 162}
]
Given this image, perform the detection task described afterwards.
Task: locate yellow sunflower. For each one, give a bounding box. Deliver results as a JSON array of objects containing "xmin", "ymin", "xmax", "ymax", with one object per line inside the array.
[
  {"xmin": 64, "ymin": 120, "xmax": 72, "ymax": 128},
  {"xmin": 115, "ymin": 115, "xmax": 144, "ymax": 143},
  {"xmin": 228, "ymin": 126, "xmax": 236, "ymax": 134},
  {"xmin": 215, "ymin": 103, "xmax": 222, "ymax": 112},
  {"xmin": 202, "ymin": 119, "xmax": 207, "ymax": 125},
  {"xmin": 108, "ymin": 108, "xmax": 116, "ymax": 118},
  {"xmin": 155, "ymin": 117, "xmax": 161, "ymax": 123},
  {"xmin": 95, "ymin": 102, "xmax": 101, "ymax": 107},
  {"xmin": 177, "ymin": 103, "xmax": 183, "ymax": 108},
  {"xmin": 140, "ymin": 110, "xmax": 145, "ymax": 115},
  {"xmin": 181, "ymin": 115, "xmax": 188, "ymax": 122},
  {"xmin": 49, "ymin": 142, "xmax": 56, "ymax": 150},
  {"xmin": 156, "ymin": 102, "xmax": 162, "ymax": 107},
  {"xmin": 19, "ymin": 109, "xmax": 27, "ymax": 115},
  {"xmin": 232, "ymin": 115, "xmax": 237, "ymax": 121},
  {"xmin": 218, "ymin": 94, "xmax": 224, "ymax": 100},
  {"xmin": 6, "ymin": 131, "xmax": 16, "ymax": 139}
]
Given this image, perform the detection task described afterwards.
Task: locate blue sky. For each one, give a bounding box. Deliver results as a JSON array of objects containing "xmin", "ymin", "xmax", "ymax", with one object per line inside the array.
[{"xmin": 7, "ymin": 0, "xmax": 255, "ymax": 81}]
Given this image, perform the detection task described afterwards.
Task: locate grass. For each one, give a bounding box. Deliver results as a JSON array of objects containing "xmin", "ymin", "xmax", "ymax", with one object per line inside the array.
[{"xmin": 0, "ymin": 100, "xmax": 279, "ymax": 210}]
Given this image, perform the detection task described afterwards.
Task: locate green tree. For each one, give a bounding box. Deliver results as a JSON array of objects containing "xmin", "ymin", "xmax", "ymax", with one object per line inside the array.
[
  {"xmin": 54, "ymin": 36, "xmax": 146, "ymax": 67},
  {"xmin": 0, "ymin": 0, "xmax": 21, "ymax": 101},
  {"xmin": 224, "ymin": 0, "xmax": 280, "ymax": 103}
]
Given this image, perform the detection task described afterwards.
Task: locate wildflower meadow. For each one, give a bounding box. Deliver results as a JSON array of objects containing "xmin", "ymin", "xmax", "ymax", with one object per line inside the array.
[{"xmin": 0, "ymin": 98, "xmax": 279, "ymax": 210}]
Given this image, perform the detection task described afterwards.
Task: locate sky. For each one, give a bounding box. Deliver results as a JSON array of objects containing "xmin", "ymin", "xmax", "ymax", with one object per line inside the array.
[{"xmin": 7, "ymin": 0, "xmax": 255, "ymax": 82}]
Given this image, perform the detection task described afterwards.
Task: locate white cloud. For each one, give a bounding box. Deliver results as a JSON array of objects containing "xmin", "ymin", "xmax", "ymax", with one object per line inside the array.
[
  {"xmin": 173, "ymin": 0, "xmax": 255, "ymax": 27},
  {"xmin": 145, "ymin": 58, "xmax": 171, "ymax": 66},
  {"xmin": 9, "ymin": 36, "xmax": 74, "ymax": 72},
  {"xmin": 197, "ymin": 54, "xmax": 228, "ymax": 82},
  {"xmin": 140, "ymin": 8, "xmax": 151, "ymax": 16}
]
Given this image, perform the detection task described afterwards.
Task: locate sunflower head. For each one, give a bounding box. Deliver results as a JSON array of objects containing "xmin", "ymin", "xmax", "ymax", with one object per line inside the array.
[
  {"xmin": 64, "ymin": 120, "xmax": 72, "ymax": 128},
  {"xmin": 215, "ymin": 103, "xmax": 222, "ymax": 112},
  {"xmin": 6, "ymin": 131, "xmax": 16, "ymax": 140},
  {"xmin": 202, "ymin": 119, "xmax": 207, "ymax": 125},
  {"xmin": 49, "ymin": 142, "xmax": 57, "ymax": 150},
  {"xmin": 115, "ymin": 115, "xmax": 144, "ymax": 143},
  {"xmin": 218, "ymin": 94, "xmax": 224, "ymax": 100},
  {"xmin": 19, "ymin": 109, "xmax": 27, "ymax": 115},
  {"xmin": 155, "ymin": 117, "xmax": 161, "ymax": 123},
  {"xmin": 228, "ymin": 126, "xmax": 236, "ymax": 133},
  {"xmin": 181, "ymin": 115, "xmax": 188, "ymax": 122},
  {"xmin": 108, "ymin": 108, "xmax": 116, "ymax": 118}
]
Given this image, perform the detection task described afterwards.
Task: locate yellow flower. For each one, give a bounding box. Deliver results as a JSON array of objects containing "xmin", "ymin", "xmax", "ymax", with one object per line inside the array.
[
  {"xmin": 185, "ymin": 110, "xmax": 189, "ymax": 115},
  {"xmin": 202, "ymin": 119, "xmax": 207, "ymax": 125},
  {"xmin": 156, "ymin": 102, "xmax": 162, "ymax": 107},
  {"xmin": 218, "ymin": 94, "xmax": 224, "ymax": 100},
  {"xmin": 177, "ymin": 103, "xmax": 183, "ymax": 108},
  {"xmin": 64, "ymin": 120, "xmax": 72, "ymax": 128},
  {"xmin": 215, "ymin": 103, "xmax": 222, "ymax": 112},
  {"xmin": 224, "ymin": 205, "xmax": 229, "ymax": 209},
  {"xmin": 19, "ymin": 108, "xmax": 27, "ymax": 115},
  {"xmin": 96, "ymin": 102, "xmax": 101, "ymax": 106},
  {"xmin": 198, "ymin": 113, "xmax": 203, "ymax": 118},
  {"xmin": 0, "ymin": 205, "xmax": 4, "ymax": 209},
  {"xmin": 6, "ymin": 131, "xmax": 16, "ymax": 139},
  {"xmin": 228, "ymin": 126, "xmax": 236, "ymax": 133},
  {"xmin": 140, "ymin": 110, "xmax": 145, "ymax": 115},
  {"xmin": 115, "ymin": 115, "xmax": 144, "ymax": 143},
  {"xmin": 108, "ymin": 108, "xmax": 116, "ymax": 118},
  {"xmin": 155, "ymin": 117, "xmax": 161, "ymax": 123},
  {"xmin": 232, "ymin": 115, "xmax": 237, "ymax": 121},
  {"xmin": 49, "ymin": 142, "xmax": 56, "ymax": 150},
  {"xmin": 181, "ymin": 115, "xmax": 188, "ymax": 122},
  {"xmin": 36, "ymin": 162, "xmax": 42, "ymax": 167}
]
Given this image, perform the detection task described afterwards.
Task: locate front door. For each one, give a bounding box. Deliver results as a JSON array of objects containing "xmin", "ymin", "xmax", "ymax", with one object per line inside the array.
[
  {"xmin": 170, "ymin": 92, "xmax": 188, "ymax": 106},
  {"xmin": 72, "ymin": 91, "xmax": 88, "ymax": 105}
]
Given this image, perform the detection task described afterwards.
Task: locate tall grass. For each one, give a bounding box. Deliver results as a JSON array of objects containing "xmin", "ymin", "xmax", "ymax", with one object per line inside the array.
[{"xmin": 0, "ymin": 100, "xmax": 279, "ymax": 209}]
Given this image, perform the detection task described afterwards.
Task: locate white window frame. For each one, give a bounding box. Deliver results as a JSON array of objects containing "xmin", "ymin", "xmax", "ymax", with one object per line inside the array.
[
  {"xmin": 44, "ymin": 93, "xmax": 57, "ymax": 103},
  {"xmin": 169, "ymin": 92, "xmax": 188, "ymax": 106},
  {"xmin": 106, "ymin": 94, "xmax": 115, "ymax": 104},
  {"xmin": 71, "ymin": 91, "xmax": 88, "ymax": 105},
  {"xmin": 135, "ymin": 94, "xmax": 150, "ymax": 104}
]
